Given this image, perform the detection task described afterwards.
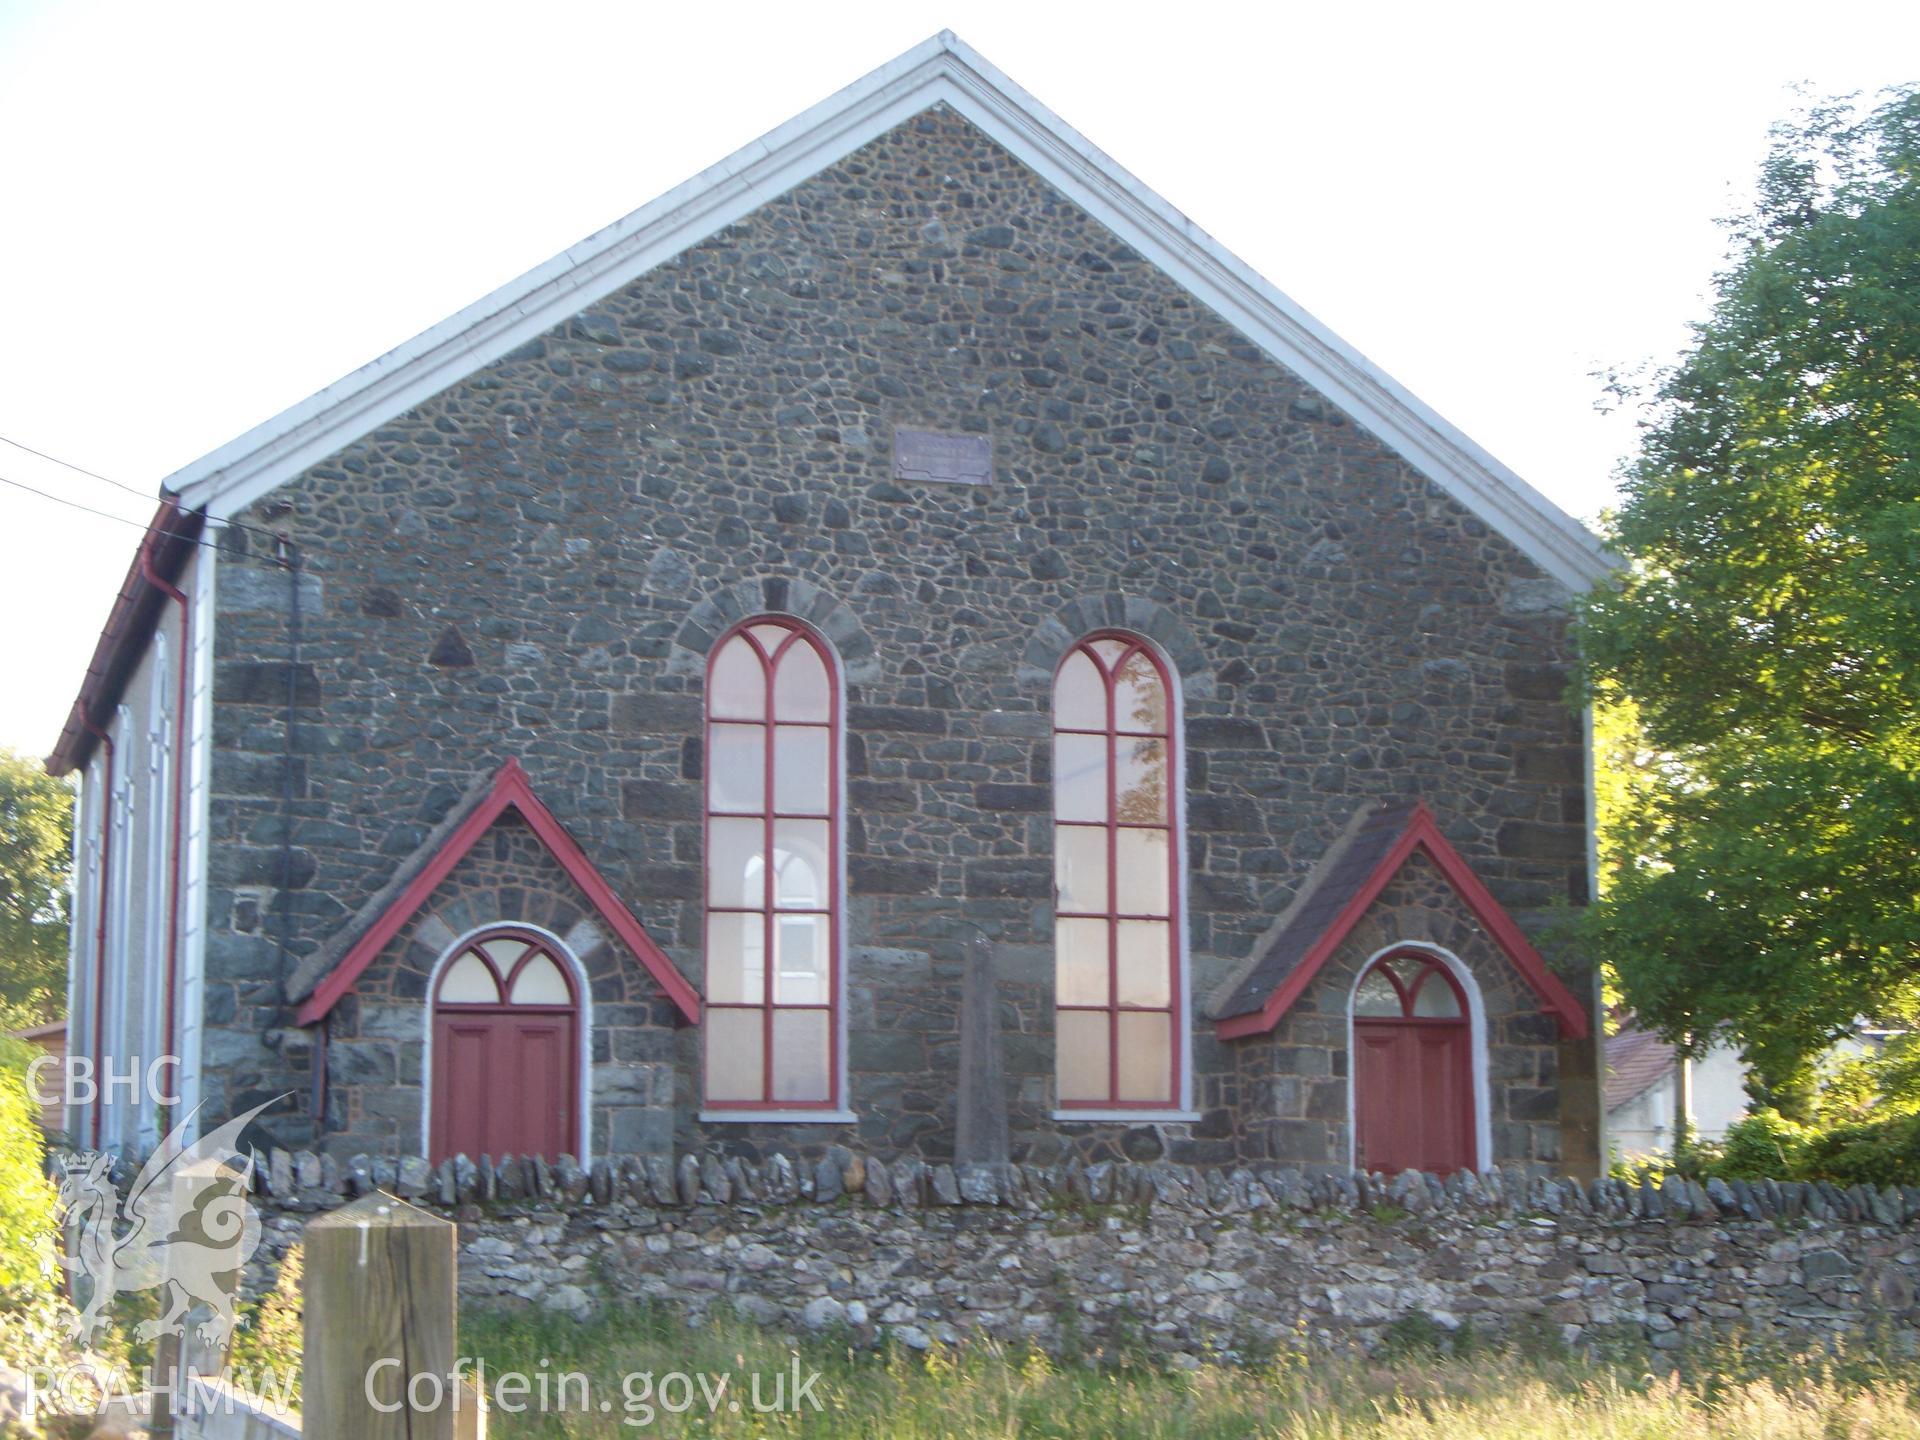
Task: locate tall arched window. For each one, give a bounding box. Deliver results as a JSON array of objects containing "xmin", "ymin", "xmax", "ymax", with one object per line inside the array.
[
  {"xmin": 703, "ymin": 617, "xmax": 842, "ymax": 1112},
  {"xmin": 429, "ymin": 927, "xmax": 582, "ymax": 1163},
  {"xmin": 1052, "ymin": 633, "xmax": 1182, "ymax": 1110}
]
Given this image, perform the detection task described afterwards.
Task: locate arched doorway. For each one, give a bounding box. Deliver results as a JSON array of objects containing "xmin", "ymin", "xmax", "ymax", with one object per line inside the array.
[
  {"xmin": 1351, "ymin": 949, "xmax": 1477, "ymax": 1175},
  {"xmin": 428, "ymin": 928, "xmax": 581, "ymax": 1163}
]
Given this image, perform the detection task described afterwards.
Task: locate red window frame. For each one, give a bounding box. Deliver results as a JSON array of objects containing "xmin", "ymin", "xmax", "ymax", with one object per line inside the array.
[
  {"xmin": 1052, "ymin": 631, "xmax": 1183, "ymax": 1110},
  {"xmin": 1352, "ymin": 950, "xmax": 1470, "ymax": 1023},
  {"xmin": 428, "ymin": 926, "xmax": 581, "ymax": 1162},
  {"xmin": 702, "ymin": 616, "xmax": 843, "ymax": 1112}
]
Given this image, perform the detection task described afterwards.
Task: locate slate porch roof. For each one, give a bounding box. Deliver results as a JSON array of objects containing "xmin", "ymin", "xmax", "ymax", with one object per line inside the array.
[
  {"xmin": 1210, "ymin": 799, "xmax": 1591, "ymax": 1040},
  {"xmin": 289, "ymin": 758, "xmax": 700, "ymax": 1027}
]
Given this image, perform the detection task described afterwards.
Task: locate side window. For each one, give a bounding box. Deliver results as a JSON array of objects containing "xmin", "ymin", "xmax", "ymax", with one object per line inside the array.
[
  {"xmin": 702, "ymin": 618, "xmax": 842, "ymax": 1111},
  {"xmin": 1052, "ymin": 634, "xmax": 1182, "ymax": 1109}
]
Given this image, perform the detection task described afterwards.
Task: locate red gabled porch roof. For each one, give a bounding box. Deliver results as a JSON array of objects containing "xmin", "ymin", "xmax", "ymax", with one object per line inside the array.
[
  {"xmin": 1212, "ymin": 800, "xmax": 1590, "ymax": 1041},
  {"xmin": 294, "ymin": 758, "xmax": 701, "ymax": 1026}
]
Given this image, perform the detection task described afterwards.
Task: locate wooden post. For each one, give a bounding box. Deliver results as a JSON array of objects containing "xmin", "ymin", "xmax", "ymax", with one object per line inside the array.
[{"xmin": 302, "ymin": 1192, "xmax": 461, "ymax": 1440}]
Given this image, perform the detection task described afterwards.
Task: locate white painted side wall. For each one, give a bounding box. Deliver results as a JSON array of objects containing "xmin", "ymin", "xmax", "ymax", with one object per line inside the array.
[
  {"xmin": 1690, "ymin": 1042, "xmax": 1750, "ymax": 1142},
  {"xmin": 139, "ymin": 630, "xmax": 171, "ymax": 1151},
  {"xmin": 1609, "ymin": 1075, "xmax": 1677, "ymax": 1161},
  {"xmin": 106, "ymin": 702, "xmax": 136, "ymax": 1149},
  {"xmin": 62, "ymin": 759, "xmax": 99, "ymax": 1141},
  {"xmin": 62, "ymin": 564, "xmax": 194, "ymax": 1155}
]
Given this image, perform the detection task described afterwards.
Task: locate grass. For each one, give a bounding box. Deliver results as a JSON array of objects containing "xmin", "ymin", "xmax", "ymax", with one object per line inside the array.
[{"xmin": 450, "ymin": 1302, "xmax": 1920, "ymax": 1438}]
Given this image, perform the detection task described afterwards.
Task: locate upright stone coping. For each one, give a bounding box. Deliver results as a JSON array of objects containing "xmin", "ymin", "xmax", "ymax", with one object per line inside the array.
[{"xmin": 226, "ymin": 1145, "xmax": 1920, "ymax": 1228}]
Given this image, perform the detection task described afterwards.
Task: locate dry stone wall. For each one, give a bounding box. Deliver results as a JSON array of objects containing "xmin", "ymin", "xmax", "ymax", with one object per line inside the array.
[{"xmin": 239, "ymin": 1148, "xmax": 1920, "ymax": 1359}]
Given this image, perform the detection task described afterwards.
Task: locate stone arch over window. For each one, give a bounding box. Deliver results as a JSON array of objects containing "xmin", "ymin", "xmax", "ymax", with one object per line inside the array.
[
  {"xmin": 1051, "ymin": 630, "xmax": 1189, "ymax": 1113},
  {"xmin": 424, "ymin": 924, "xmax": 588, "ymax": 1164},
  {"xmin": 1021, "ymin": 594, "xmax": 1212, "ymax": 702},
  {"xmin": 667, "ymin": 575, "xmax": 879, "ymax": 685},
  {"xmin": 701, "ymin": 615, "xmax": 848, "ymax": 1116},
  {"xmin": 1346, "ymin": 942, "xmax": 1490, "ymax": 1175}
]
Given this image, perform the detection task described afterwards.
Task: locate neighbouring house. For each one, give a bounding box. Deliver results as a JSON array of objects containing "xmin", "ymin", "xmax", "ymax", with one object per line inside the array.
[
  {"xmin": 1604, "ymin": 1018, "xmax": 1749, "ymax": 1161},
  {"xmin": 48, "ymin": 34, "xmax": 1611, "ymax": 1177},
  {"xmin": 9, "ymin": 1019, "xmax": 68, "ymax": 1134},
  {"xmin": 1604, "ymin": 1018, "xmax": 1912, "ymax": 1163}
]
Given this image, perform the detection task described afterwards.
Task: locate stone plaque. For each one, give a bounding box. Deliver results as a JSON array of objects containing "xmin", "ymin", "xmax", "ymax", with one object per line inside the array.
[{"xmin": 893, "ymin": 428, "xmax": 992, "ymax": 486}]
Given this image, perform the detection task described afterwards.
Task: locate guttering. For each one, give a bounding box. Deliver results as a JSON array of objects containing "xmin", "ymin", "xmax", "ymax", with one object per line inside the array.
[
  {"xmin": 47, "ymin": 501, "xmax": 204, "ymax": 777},
  {"xmin": 78, "ymin": 716, "xmax": 113, "ymax": 1149},
  {"xmin": 138, "ymin": 505, "xmax": 193, "ymax": 1073}
]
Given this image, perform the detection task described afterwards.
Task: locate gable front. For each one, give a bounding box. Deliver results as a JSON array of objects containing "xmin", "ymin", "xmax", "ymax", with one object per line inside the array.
[
  {"xmin": 161, "ymin": 35, "xmax": 1609, "ymax": 593},
  {"xmin": 291, "ymin": 759, "xmax": 699, "ymax": 1027}
]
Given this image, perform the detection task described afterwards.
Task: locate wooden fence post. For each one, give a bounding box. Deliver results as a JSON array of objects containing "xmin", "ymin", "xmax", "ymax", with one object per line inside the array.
[{"xmin": 302, "ymin": 1192, "xmax": 463, "ymax": 1440}]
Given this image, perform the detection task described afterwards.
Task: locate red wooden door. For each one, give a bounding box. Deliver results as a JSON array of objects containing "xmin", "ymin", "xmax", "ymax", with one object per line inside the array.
[
  {"xmin": 429, "ymin": 932, "xmax": 580, "ymax": 1163},
  {"xmin": 431, "ymin": 1013, "xmax": 576, "ymax": 1163},
  {"xmin": 1352, "ymin": 954, "xmax": 1475, "ymax": 1175}
]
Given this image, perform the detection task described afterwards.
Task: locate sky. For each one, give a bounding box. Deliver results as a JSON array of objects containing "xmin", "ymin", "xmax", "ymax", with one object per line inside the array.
[{"xmin": 1, "ymin": 0, "xmax": 1915, "ymax": 760}]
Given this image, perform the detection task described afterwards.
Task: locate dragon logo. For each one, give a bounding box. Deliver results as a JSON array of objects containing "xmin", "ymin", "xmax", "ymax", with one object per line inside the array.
[{"xmin": 57, "ymin": 1097, "xmax": 283, "ymax": 1349}]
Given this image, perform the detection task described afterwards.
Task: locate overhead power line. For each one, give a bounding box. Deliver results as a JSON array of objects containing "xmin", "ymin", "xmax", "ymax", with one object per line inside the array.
[
  {"xmin": 0, "ymin": 433, "xmax": 155, "ymax": 502},
  {"xmin": 0, "ymin": 472, "xmax": 273, "ymax": 563},
  {"xmin": 0, "ymin": 435, "xmax": 292, "ymax": 552}
]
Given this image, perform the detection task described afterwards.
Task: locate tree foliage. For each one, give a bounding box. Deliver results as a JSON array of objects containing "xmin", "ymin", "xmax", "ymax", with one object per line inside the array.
[
  {"xmin": 1578, "ymin": 87, "xmax": 1920, "ymax": 1088},
  {"xmin": 0, "ymin": 749, "xmax": 73, "ymax": 1029}
]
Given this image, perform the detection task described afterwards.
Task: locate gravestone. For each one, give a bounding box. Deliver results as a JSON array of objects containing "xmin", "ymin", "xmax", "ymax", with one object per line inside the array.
[{"xmin": 954, "ymin": 928, "xmax": 1009, "ymax": 1165}]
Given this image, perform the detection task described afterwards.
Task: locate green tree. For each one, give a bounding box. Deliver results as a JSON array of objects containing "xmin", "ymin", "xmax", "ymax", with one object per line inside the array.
[
  {"xmin": 0, "ymin": 748, "xmax": 74, "ymax": 1029},
  {"xmin": 1578, "ymin": 87, "xmax": 1920, "ymax": 1090}
]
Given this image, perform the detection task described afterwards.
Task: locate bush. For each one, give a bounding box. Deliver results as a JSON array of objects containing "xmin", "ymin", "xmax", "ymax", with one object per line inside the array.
[
  {"xmin": 0, "ymin": 1035, "xmax": 57, "ymax": 1304},
  {"xmin": 1620, "ymin": 1035, "xmax": 1920, "ymax": 1188},
  {"xmin": 228, "ymin": 1245, "xmax": 304, "ymax": 1404},
  {"xmin": 1712, "ymin": 1109, "xmax": 1811, "ymax": 1180},
  {"xmin": 1667, "ymin": 1105, "xmax": 1920, "ymax": 1187},
  {"xmin": 1796, "ymin": 1113, "xmax": 1920, "ymax": 1188}
]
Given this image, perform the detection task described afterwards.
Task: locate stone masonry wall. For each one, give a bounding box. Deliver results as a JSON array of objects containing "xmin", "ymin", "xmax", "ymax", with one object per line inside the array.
[
  {"xmin": 241, "ymin": 1151, "xmax": 1920, "ymax": 1360},
  {"xmin": 200, "ymin": 101, "xmax": 1594, "ymax": 1164}
]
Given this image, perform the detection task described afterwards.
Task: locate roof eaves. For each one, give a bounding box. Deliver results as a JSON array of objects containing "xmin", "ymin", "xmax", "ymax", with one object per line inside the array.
[{"xmin": 47, "ymin": 500, "xmax": 204, "ymax": 777}]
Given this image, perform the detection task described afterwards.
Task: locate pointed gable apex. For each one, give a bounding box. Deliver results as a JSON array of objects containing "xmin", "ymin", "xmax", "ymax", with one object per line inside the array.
[
  {"xmin": 292, "ymin": 758, "xmax": 700, "ymax": 1026},
  {"xmin": 163, "ymin": 32, "xmax": 1611, "ymax": 593},
  {"xmin": 1212, "ymin": 800, "xmax": 1590, "ymax": 1041}
]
